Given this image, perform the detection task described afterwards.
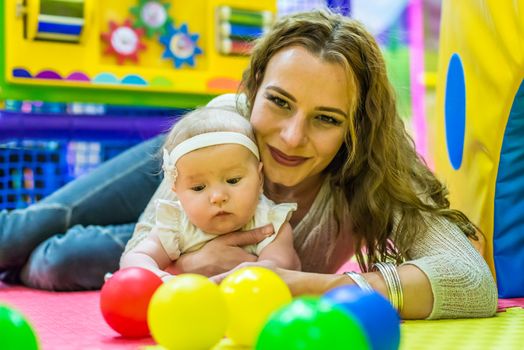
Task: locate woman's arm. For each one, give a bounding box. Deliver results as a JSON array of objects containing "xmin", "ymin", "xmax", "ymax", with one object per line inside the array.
[
  {"xmin": 282, "ymin": 217, "xmax": 498, "ymax": 320},
  {"xmin": 170, "ymin": 225, "xmax": 275, "ymax": 276},
  {"xmin": 369, "ymin": 264, "xmax": 433, "ymax": 319},
  {"xmin": 211, "ymin": 214, "xmax": 498, "ymax": 320},
  {"xmin": 291, "ymin": 215, "xmax": 497, "ymax": 320},
  {"xmin": 396, "ymin": 215, "xmax": 498, "ymax": 319},
  {"xmin": 258, "ymin": 222, "xmax": 301, "ymax": 270},
  {"xmin": 211, "ymin": 261, "xmax": 431, "ymax": 319}
]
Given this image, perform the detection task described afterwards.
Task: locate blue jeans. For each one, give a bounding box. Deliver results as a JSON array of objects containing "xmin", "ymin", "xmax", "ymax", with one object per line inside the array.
[{"xmin": 0, "ymin": 135, "xmax": 165, "ymax": 290}]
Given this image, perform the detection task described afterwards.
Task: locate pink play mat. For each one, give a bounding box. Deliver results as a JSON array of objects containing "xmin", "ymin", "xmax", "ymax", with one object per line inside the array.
[
  {"xmin": 0, "ymin": 282, "xmax": 155, "ymax": 349},
  {"xmin": 1, "ymin": 260, "xmax": 523, "ymax": 350}
]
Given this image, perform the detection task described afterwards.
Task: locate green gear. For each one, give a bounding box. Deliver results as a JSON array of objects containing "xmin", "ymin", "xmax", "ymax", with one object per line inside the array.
[{"xmin": 130, "ymin": 0, "xmax": 172, "ymax": 37}]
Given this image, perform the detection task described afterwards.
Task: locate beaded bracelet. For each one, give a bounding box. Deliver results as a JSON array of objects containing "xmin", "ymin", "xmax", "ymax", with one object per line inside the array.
[
  {"xmin": 373, "ymin": 262, "xmax": 404, "ymax": 313},
  {"xmin": 343, "ymin": 271, "xmax": 374, "ymax": 292}
]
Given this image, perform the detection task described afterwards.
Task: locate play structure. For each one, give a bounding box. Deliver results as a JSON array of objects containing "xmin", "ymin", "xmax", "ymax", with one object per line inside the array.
[
  {"xmin": 0, "ymin": 0, "xmax": 276, "ymax": 209},
  {"xmin": 434, "ymin": 0, "xmax": 524, "ymax": 297},
  {"xmin": 2, "ymin": 0, "xmax": 276, "ymax": 106}
]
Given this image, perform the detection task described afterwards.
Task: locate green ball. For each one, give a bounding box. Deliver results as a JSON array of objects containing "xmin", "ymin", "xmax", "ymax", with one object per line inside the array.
[
  {"xmin": 0, "ymin": 304, "xmax": 39, "ymax": 350},
  {"xmin": 255, "ymin": 296, "xmax": 370, "ymax": 350}
]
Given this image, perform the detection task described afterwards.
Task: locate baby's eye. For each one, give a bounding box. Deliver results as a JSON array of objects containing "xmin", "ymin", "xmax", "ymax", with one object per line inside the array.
[
  {"xmin": 191, "ymin": 185, "xmax": 205, "ymax": 192},
  {"xmin": 227, "ymin": 177, "xmax": 241, "ymax": 185},
  {"xmin": 316, "ymin": 114, "xmax": 343, "ymax": 126}
]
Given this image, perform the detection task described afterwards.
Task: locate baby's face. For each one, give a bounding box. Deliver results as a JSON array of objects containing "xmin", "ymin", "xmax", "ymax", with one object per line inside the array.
[{"xmin": 173, "ymin": 144, "xmax": 262, "ymax": 235}]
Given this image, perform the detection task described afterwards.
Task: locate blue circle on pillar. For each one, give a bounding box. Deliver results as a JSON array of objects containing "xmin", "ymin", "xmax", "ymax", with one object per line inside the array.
[{"xmin": 445, "ymin": 53, "xmax": 466, "ymax": 170}]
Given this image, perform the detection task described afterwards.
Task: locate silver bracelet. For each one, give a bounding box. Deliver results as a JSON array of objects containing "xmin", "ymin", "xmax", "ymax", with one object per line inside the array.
[
  {"xmin": 343, "ymin": 271, "xmax": 373, "ymax": 292},
  {"xmin": 373, "ymin": 262, "xmax": 404, "ymax": 313}
]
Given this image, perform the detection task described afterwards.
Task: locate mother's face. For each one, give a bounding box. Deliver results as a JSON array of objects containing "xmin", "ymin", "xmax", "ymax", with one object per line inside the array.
[{"xmin": 250, "ymin": 46, "xmax": 352, "ymax": 187}]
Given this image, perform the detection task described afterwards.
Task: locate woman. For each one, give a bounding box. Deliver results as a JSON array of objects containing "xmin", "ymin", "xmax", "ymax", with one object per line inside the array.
[{"xmin": 0, "ymin": 10, "xmax": 497, "ymax": 320}]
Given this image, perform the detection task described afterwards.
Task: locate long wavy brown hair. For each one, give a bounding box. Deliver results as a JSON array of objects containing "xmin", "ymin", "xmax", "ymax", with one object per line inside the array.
[{"xmin": 240, "ymin": 10, "xmax": 479, "ymax": 271}]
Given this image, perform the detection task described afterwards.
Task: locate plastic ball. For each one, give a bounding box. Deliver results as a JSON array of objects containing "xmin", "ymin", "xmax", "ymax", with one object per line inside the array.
[
  {"xmin": 0, "ymin": 304, "xmax": 39, "ymax": 350},
  {"xmin": 323, "ymin": 285, "xmax": 401, "ymax": 350},
  {"xmin": 148, "ymin": 274, "xmax": 228, "ymax": 350},
  {"xmin": 100, "ymin": 267, "xmax": 163, "ymax": 338},
  {"xmin": 255, "ymin": 296, "xmax": 370, "ymax": 350},
  {"xmin": 219, "ymin": 266, "xmax": 292, "ymax": 346}
]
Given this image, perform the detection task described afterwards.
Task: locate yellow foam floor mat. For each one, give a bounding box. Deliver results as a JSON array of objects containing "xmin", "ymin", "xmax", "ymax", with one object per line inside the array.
[
  {"xmin": 143, "ymin": 308, "xmax": 524, "ymax": 349},
  {"xmin": 400, "ymin": 307, "xmax": 524, "ymax": 349}
]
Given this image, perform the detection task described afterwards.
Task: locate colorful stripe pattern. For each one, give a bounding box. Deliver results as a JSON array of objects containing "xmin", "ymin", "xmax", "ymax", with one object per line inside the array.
[
  {"xmin": 11, "ymin": 67, "xmax": 240, "ymax": 92},
  {"xmin": 36, "ymin": 0, "xmax": 85, "ymax": 42},
  {"xmin": 217, "ymin": 6, "xmax": 273, "ymax": 56}
]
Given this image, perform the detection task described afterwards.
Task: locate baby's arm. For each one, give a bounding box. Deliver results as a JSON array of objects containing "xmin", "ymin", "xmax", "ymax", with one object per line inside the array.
[
  {"xmin": 257, "ymin": 222, "xmax": 301, "ymax": 270},
  {"xmin": 120, "ymin": 231, "xmax": 174, "ymax": 281}
]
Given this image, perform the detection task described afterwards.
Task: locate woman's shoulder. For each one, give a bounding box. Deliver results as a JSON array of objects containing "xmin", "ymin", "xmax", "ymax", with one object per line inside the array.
[{"xmin": 206, "ymin": 93, "xmax": 248, "ymax": 116}]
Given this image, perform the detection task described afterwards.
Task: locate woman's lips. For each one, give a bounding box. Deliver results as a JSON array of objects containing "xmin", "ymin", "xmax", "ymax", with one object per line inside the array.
[{"xmin": 268, "ymin": 146, "xmax": 308, "ymax": 167}]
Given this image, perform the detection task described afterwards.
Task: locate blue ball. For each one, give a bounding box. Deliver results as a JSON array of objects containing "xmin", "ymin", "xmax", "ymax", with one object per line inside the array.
[{"xmin": 323, "ymin": 285, "xmax": 400, "ymax": 350}]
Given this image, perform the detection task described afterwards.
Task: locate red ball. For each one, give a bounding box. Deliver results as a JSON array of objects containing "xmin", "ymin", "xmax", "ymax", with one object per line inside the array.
[{"xmin": 100, "ymin": 267, "xmax": 163, "ymax": 338}]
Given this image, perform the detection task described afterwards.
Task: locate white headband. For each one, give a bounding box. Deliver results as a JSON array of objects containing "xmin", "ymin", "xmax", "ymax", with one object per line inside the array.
[{"xmin": 162, "ymin": 131, "xmax": 260, "ymax": 183}]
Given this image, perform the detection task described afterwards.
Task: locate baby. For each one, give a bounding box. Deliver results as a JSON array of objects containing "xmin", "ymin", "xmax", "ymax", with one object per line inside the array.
[{"xmin": 120, "ymin": 106, "xmax": 301, "ymax": 281}]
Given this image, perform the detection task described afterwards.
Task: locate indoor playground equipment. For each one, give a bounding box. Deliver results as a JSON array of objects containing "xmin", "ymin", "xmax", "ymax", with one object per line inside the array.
[
  {"xmin": 1, "ymin": 0, "xmax": 276, "ymax": 107},
  {"xmin": 433, "ymin": 0, "xmax": 524, "ymax": 297},
  {"xmin": 0, "ymin": 0, "xmax": 276, "ymax": 210}
]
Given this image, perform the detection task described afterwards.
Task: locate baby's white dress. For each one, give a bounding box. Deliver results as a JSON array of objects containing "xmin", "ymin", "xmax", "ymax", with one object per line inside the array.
[{"xmin": 153, "ymin": 195, "xmax": 297, "ymax": 260}]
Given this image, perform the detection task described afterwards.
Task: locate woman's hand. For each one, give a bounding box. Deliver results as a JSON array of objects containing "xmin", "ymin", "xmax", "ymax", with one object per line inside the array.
[
  {"xmin": 210, "ymin": 260, "xmax": 279, "ymax": 284},
  {"xmin": 210, "ymin": 260, "xmax": 309, "ymax": 296},
  {"xmin": 166, "ymin": 225, "xmax": 274, "ymax": 276},
  {"xmin": 210, "ymin": 260, "xmax": 357, "ymax": 298}
]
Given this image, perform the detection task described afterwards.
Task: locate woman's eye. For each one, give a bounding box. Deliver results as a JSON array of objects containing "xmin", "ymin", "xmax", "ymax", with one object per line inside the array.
[
  {"xmin": 317, "ymin": 115, "xmax": 342, "ymax": 126},
  {"xmin": 266, "ymin": 93, "xmax": 289, "ymax": 109},
  {"xmin": 191, "ymin": 185, "xmax": 205, "ymax": 192},
  {"xmin": 227, "ymin": 177, "xmax": 241, "ymax": 185}
]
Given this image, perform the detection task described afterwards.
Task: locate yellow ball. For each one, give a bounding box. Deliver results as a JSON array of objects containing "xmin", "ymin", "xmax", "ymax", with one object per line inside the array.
[
  {"xmin": 219, "ymin": 267, "xmax": 292, "ymax": 346},
  {"xmin": 147, "ymin": 274, "xmax": 228, "ymax": 349}
]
